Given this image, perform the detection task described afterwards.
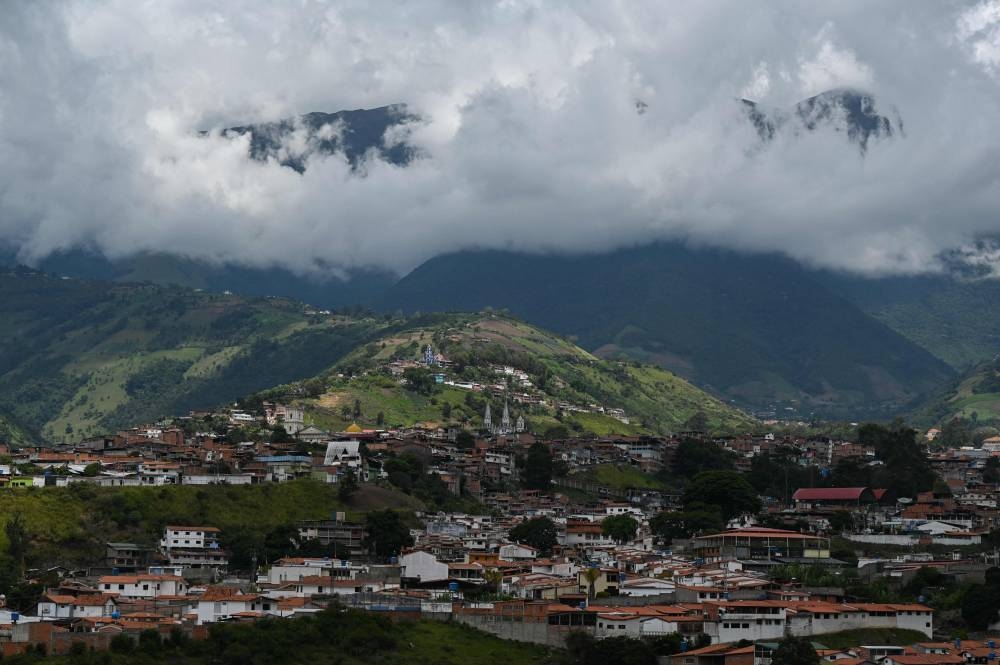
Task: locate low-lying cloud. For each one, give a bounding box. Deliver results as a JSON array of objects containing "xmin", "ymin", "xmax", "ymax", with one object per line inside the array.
[{"xmin": 3, "ymin": 1, "xmax": 1000, "ymax": 277}]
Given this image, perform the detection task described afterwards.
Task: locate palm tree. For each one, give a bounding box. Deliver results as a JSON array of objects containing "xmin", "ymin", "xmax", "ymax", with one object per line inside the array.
[
  {"xmin": 484, "ymin": 568, "xmax": 503, "ymax": 596},
  {"xmin": 583, "ymin": 567, "xmax": 601, "ymax": 603}
]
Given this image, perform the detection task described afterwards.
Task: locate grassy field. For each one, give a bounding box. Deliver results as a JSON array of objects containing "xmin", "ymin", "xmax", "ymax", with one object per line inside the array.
[
  {"xmin": 0, "ymin": 480, "xmax": 422, "ymax": 568},
  {"xmin": 309, "ymin": 376, "xmax": 475, "ymax": 430},
  {"xmin": 589, "ymin": 464, "xmax": 670, "ymax": 491},
  {"xmin": 396, "ymin": 620, "xmax": 560, "ymax": 665},
  {"xmin": 812, "ymin": 628, "xmax": 930, "ymax": 649},
  {"xmin": 914, "ymin": 359, "xmax": 1000, "ymax": 425}
]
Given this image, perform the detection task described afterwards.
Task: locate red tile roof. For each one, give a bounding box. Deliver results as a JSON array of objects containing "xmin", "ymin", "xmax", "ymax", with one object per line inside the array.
[{"xmin": 792, "ymin": 487, "xmax": 870, "ymax": 501}]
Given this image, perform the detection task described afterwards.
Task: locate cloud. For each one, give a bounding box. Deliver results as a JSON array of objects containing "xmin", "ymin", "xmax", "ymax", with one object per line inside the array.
[
  {"xmin": 797, "ymin": 24, "xmax": 875, "ymax": 96},
  {"xmin": 1, "ymin": 1, "xmax": 1000, "ymax": 277}
]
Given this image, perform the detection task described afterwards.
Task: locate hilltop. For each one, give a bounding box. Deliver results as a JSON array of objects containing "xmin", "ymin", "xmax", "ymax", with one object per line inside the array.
[{"xmin": 259, "ymin": 312, "xmax": 756, "ymax": 436}]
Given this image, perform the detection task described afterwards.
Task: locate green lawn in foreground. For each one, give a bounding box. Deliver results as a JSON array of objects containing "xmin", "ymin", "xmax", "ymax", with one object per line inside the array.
[{"xmin": 812, "ymin": 628, "xmax": 930, "ymax": 649}]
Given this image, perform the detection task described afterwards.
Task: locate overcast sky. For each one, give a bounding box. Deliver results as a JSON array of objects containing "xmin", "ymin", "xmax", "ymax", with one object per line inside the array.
[{"xmin": 2, "ymin": 1, "xmax": 1000, "ymax": 277}]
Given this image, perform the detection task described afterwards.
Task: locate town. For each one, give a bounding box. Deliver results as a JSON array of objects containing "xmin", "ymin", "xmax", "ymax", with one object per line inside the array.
[{"xmin": 0, "ymin": 392, "xmax": 997, "ymax": 663}]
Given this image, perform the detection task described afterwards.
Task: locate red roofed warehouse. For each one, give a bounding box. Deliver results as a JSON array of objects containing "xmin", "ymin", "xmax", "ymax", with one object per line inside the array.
[{"xmin": 792, "ymin": 487, "xmax": 876, "ymax": 508}]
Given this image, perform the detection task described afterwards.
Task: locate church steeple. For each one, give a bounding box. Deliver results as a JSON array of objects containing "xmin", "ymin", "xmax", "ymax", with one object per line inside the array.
[
  {"xmin": 483, "ymin": 403, "xmax": 492, "ymax": 431},
  {"xmin": 500, "ymin": 398, "xmax": 511, "ymax": 433}
]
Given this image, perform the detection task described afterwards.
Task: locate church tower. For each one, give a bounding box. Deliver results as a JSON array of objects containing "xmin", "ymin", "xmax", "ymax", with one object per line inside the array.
[
  {"xmin": 500, "ymin": 398, "xmax": 511, "ymax": 433},
  {"xmin": 483, "ymin": 403, "xmax": 492, "ymax": 431}
]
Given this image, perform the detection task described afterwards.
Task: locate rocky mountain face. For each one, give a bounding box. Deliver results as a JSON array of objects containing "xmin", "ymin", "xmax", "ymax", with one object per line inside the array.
[
  {"xmin": 742, "ymin": 88, "xmax": 903, "ymax": 152},
  {"xmin": 213, "ymin": 104, "xmax": 418, "ymax": 173}
]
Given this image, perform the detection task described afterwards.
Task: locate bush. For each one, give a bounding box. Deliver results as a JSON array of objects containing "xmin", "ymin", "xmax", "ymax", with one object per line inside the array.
[{"xmin": 110, "ymin": 633, "xmax": 134, "ymax": 653}]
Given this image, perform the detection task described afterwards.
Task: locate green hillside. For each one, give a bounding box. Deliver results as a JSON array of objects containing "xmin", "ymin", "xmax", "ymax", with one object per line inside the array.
[
  {"xmin": 0, "ymin": 268, "xmax": 385, "ymax": 442},
  {"xmin": 826, "ymin": 273, "xmax": 1000, "ymax": 370},
  {"xmin": 262, "ymin": 312, "xmax": 757, "ymax": 435},
  {"xmin": 914, "ymin": 358, "xmax": 1000, "ymax": 426}
]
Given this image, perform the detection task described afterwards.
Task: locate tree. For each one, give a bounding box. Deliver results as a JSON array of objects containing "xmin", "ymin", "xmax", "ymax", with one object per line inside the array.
[
  {"xmin": 338, "ymin": 468, "xmax": 359, "ymax": 502},
  {"xmin": 857, "ymin": 421, "xmax": 935, "ymax": 498},
  {"xmin": 583, "ymin": 567, "xmax": 601, "ymax": 601},
  {"xmin": 901, "ymin": 566, "xmax": 945, "ymax": 599},
  {"xmin": 682, "ymin": 471, "xmax": 761, "ymax": 521},
  {"xmin": 826, "ymin": 510, "xmax": 854, "ymax": 534},
  {"xmin": 684, "ymin": 411, "xmax": 709, "ymax": 433},
  {"xmin": 441, "ymin": 402, "xmax": 452, "ymax": 419},
  {"xmin": 363, "ymin": 510, "xmax": 414, "ymax": 559},
  {"xmin": 672, "ymin": 439, "xmax": 735, "ymax": 477},
  {"xmin": 270, "ymin": 424, "xmax": 293, "ymax": 443},
  {"xmin": 769, "ymin": 635, "xmax": 819, "ymax": 665},
  {"xmin": 962, "ymin": 568, "xmax": 1000, "ymax": 630},
  {"xmin": 650, "ymin": 508, "xmax": 724, "ymax": 545},
  {"xmin": 81, "ymin": 462, "xmax": 101, "ymax": 477},
  {"xmin": 601, "ymin": 515, "xmax": 639, "ymax": 544},
  {"xmin": 5, "ymin": 512, "xmax": 28, "ymax": 575},
  {"xmin": 543, "ymin": 424, "xmax": 571, "ymax": 440},
  {"xmin": 984, "ymin": 457, "xmax": 1000, "ymax": 484},
  {"xmin": 938, "ymin": 417, "xmax": 971, "ymax": 448},
  {"xmin": 402, "ymin": 367, "xmax": 437, "ymax": 395},
  {"xmin": 483, "ymin": 568, "xmax": 503, "ymax": 595},
  {"xmin": 454, "ymin": 430, "xmax": 475, "ymax": 449},
  {"xmin": 509, "ymin": 517, "xmax": 558, "ymax": 555},
  {"xmin": 566, "ymin": 632, "xmax": 657, "ymax": 665},
  {"xmin": 522, "ymin": 442, "xmax": 553, "ymax": 490},
  {"xmin": 376, "ymin": 411, "xmax": 385, "ymax": 427},
  {"xmin": 353, "ymin": 398, "xmax": 362, "ymax": 420}
]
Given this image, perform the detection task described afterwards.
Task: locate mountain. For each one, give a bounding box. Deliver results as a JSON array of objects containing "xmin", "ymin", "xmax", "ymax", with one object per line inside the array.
[
  {"xmin": 0, "ymin": 269, "xmax": 748, "ymax": 443},
  {"xmin": 215, "ymin": 104, "xmax": 418, "ymax": 172},
  {"xmin": 822, "ymin": 272, "xmax": 1000, "ymax": 371},
  {"xmin": 743, "ymin": 88, "xmax": 902, "ymax": 152},
  {"xmin": 379, "ymin": 244, "xmax": 955, "ymax": 419},
  {"xmin": 0, "ymin": 268, "xmax": 387, "ymax": 443},
  {"xmin": 257, "ymin": 312, "xmax": 757, "ymax": 435},
  {"xmin": 23, "ymin": 249, "xmax": 396, "ymax": 310}
]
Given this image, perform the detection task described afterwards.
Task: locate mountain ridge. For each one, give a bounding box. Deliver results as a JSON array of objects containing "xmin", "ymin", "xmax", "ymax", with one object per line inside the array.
[
  {"xmin": 0, "ymin": 269, "xmax": 751, "ymax": 442},
  {"xmin": 378, "ymin": 244, "xmax": 955, "ymax": 419}
]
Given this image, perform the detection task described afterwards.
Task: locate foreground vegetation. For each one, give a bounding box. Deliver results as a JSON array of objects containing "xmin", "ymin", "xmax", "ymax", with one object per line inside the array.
[
  {"xmin": 4, "ymin": 607, "xmax": 560, "ymax": 665},
  {"xmin": 811, "ymin": 628, "xmax": 931, "ymax": 649},
  {"xmin": 0, "ymin": 480, "xmax": 418, "ymax": 569}
]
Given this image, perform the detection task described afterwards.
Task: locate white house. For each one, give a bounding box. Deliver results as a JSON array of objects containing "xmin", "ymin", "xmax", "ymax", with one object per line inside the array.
[
  {"xmin": 97, "ymin": 574, "xmax": 187, "ymax": 599},
  {"xmin": 36, "ymin": 594, "xmax": 117, "ymax": 620},
  {"xmin": 193, "ymin": 587, "xmax": 265, "ymax": 625},
  {"xmin": 323, "ymin": 441, "xmax": 362, "ymax": 467},
  {"xmin": 400, "ymin": 551, "xmax": 448, "ymax": 584},
  {"xmin": 596, "ymin": 611, "xmax": 684, "ymax": 637},
  {"xmin": 499, "ymin": 543, "xmax": 539, "ymax": 561},
  {"xmin": 265, "ymin": 557, "xmax": 351, "ymax": 584},
  {"xmin": 619, "ymin": 577, "xmax": 676, "ymax": 597},
  {"xmin": 161, "ymin": 526, "xmax": 221, "ymax": 551}
]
